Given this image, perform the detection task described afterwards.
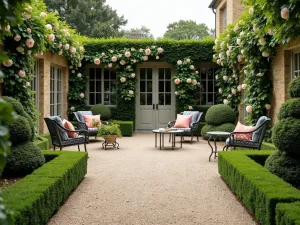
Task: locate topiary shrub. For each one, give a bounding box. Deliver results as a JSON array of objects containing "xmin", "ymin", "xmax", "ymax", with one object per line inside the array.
[
  {"xmin": 3, "ymin": 142, "xmax": 45, "ymax": 177},
  {"xmin": 205, "ymin": 104, "xmax": 236, "ymax": 126},
  {"xmin": 265, "ymin": 151, "xmax": 300, "ymax": 189},
  {"xmin": 272, "ymin": 117, "xmax": 300, "ymax": 155},
  {"xmin": 288, "ymin": 76, "xmax": 300, "ymax": 98},
  {"xmin": 8, "ymin": 116, "xmax": 32, "ymax": 145},
  {"xmin": 90, "ymin": 104, "xmax": 112, "ymax": 121},
  {"xmin": 201, "ymin": 123, "xmax": 235, "ymax": 140},
  {"xmin": 278, "ymin": 98, "xmax": 300, "ymax": 120}
]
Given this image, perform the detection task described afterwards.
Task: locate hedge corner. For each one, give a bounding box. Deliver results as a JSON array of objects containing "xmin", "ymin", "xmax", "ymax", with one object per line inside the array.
[{"xmin": 119, "ymin": 121, "xmax": 134, "ymax": 136}]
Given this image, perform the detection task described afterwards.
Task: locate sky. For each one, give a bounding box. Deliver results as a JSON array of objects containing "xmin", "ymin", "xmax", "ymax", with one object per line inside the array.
[{"xmin": 105, "ymin": 0, "xmax": 215, "ymax": 38}]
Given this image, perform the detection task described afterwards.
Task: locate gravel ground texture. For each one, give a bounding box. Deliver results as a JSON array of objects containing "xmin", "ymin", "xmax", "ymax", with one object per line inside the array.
[{"xmin": 47, "ymin": 133, "xmax": 257, "ymax": 225}]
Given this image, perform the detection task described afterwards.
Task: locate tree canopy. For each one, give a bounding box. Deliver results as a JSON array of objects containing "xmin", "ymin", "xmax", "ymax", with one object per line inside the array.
[
  {"xmin": 163, "ymin": 20, "xmax": 210, "ymax": 40},
  {"xmin": 123, "ymin": 26, "xmax": 154, "ymax": 39},
  {"xmin": 43, "ymin": 0, "xmax": 127, "ymax": 38}
]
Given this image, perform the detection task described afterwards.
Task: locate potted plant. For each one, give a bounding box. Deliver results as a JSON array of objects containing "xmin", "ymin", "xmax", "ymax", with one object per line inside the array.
[{"xmin": 97, "ymin": 123, "xmax": 122, "ymax": 144}]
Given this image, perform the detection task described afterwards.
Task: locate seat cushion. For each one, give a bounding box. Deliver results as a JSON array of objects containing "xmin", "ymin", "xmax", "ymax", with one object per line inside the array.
[
  {"xmin": 233, "ymin": 121, "xmax": 255, "ymax": 140},
  {"xmin": 83, "ymin": 115, "xmax": 101, "ymax": 128},
  {"xmin": 252, "ymin": 116, "xmax": 268, "ymax": 142},
  {"xmin": 182, "ymin": 111, "xmax": 200, "ymax": 126},
  {"xmin": 174, "ymin": 114, "xmax": 192, "ymax": 128},
  {"xmin": 49, "ymin": 116, "xmax": 68, "ymax": 141},
  {"xmin": 63, "ymin": 119, "xmax": 78, "ymax": 138}
]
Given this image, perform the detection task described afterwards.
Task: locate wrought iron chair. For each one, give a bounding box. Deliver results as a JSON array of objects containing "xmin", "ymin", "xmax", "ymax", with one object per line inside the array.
[
  {"xmin": 73, "ymin": 111, "xmax": 108, "ymax": 140},
  {"xmin": 223, "ymin": 116, "xmax": 271, "ymax": 150},
  {"xmin": 168, "ymin": 111, "xmax": 203, "ymax": 143},
  {"xmin": 44, "ymin": 116, "xmax": 89, "ymax": 152}
]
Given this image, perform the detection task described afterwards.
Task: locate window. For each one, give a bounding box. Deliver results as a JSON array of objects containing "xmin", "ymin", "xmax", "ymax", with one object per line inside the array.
[
  {"xmin": 221, "ymin": 6, "xmax": 227, "ymax": 32},
  {"xmin": 292, "ymin": 52, "xmax": 300, "ymax": 79},
  {"xmin": 31, "ymin": 60, "xmax": 39, "ymax": 110},
  {"xmin": 50, "ymin": 66, "xmax": 62, "ymax": 116},
  {"xmin": 196, "ymin": 68, "xmax": 217, "ymax": 105},
  {"xmin": 88, "ymin": 68, "xmax": 116, "ymax": 105}
]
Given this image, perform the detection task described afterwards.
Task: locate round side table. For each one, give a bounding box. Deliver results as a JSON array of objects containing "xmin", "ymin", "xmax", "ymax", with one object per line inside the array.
[{"xmin": 206, "ymin": 131, "xmax": 231, "ymax": 161}]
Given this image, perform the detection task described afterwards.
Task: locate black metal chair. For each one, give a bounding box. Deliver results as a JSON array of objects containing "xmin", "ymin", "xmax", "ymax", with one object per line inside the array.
[
  {"xmin": 168, "ymin": 111, "xmax": 203, "ymax": 143},
  {"xmin": 44, "ymin": 117, "xmax": 89, "ymax": 152},
  {"xmin": 223, "ymin": 116, "xmax": 271, "ymax": 150}
]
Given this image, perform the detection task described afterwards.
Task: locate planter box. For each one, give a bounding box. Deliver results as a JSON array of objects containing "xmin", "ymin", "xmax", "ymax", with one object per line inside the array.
[{"xmin": 119, "ymin": 121, "xmax": 134, "ymax": 136}]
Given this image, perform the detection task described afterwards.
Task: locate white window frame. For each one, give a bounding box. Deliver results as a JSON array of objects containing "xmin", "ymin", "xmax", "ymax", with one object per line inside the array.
[
  {"xmin": 31, "ymin": 60, "xmax": 40, "ymax": 111},
  {"xmin": 197, "ymin": 67, "xmax": 217, "ymax": 105},
  {"xmin": 292, "ymin": 51, "xmax": 300, "ymax": 79},
  {"xmin": 50, "ymin": 65, "xmax": 62, "ymax": 116},
  {"xmin": 87, "ymin": 66, "xmax": 117, "ymax": 106},
  {"xmin": 221, "ymin": 6, "xmax": 227, "ymax": 32}
]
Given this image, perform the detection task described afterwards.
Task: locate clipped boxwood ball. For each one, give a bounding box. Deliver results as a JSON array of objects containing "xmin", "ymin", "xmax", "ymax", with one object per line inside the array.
[
  {"xmin": 90, "ymin": 104, "xmax": 112, "ymax": 121},
  {"xmin": 1, "ymin": 96, "xmax": 25, "ymax": 115},
  {"xmin": 205, "ymin": 104, "xmax": 236, "ymax": 126},
  {"xmin": 288, "ymin": 76, "xmax": 300, "ymax": 98},
  {"xmin": 3, "ymin": 142, "xmax": 45, "ymax": 177},
  {"xmin": 272, "ymin": 117, "xmax": 300, "ymax": 155},
  {"xmin": 278, "ymin": 98, "xmax": 300, "ymax": 120},
  {"xmin": 265, "ymin": 151, "xmax": 300, "ymax": 189},
  {"xmin": 201, "ymin": 123, "xmax": 235, "ymax": 140},
  {"xmin": 9, "ymin": 115, "xmax": 32, "ymax": 145}
]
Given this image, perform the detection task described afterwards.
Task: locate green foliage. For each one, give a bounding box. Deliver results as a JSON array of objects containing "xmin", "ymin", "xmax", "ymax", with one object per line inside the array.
[
  {"xmin": 33, "ymin": 136, "xmax": 50, "ymax": 150},
  {"xmin": 194, "ymin": 105, "xmax": 212, "ymax": 122},
  {"xmin": 272, "ymin": 118, "xmax": 300, "ymax": 155},
  {"xmin": 8, "ymin": 116, "xmax": 31, "ymax": 145},
  {"xmin": 3, "ymin": 151, "xmax": 88, "ymax": 225},
  {"xmin": 118, "ymin": 121, "xmax": 133, "ymax": 137},
  {"xmin": 163, "ymin": 20, "xmax": 211, "ymax": 40},
  {"xmin": 123, "ymin": 26, "xmax": 154, "ymax": 39},
  {"xmin": 288, "ymin": 76, "xmax": 300, "ymax": 98},
  {"xmin": 205, "ymin": 104, "xmax": 236, "ymax": 125},
  {"xmin": 276, "ymin": 202, "xmax": 300, "ymax": 225},
  {"xmin": 201, "ymin": 123, "xmax": 235, "ymax": 140},
  {"xmin": 198, "ymin": 122, "xmax": 206, "ymax": 136},
  {"xmin": 278, "ymin": 98, "xmax": 300, "ymax": 120},
  {"xmin": 90, "ymin": 104, "xmax": 112, "ymax": 121},
  {"xmin": 218, "ymin": 150, "xmax": 300, "ymax": 225},
  {"xmin": 3, "ymin": 142, "xmax": 45, "ymax": 177},
  {"xmin": 98, "ymin": 124, "xmax": 122, "ymax": 137},
  {"xmin": 265, "ymin": 151, "xmax": 300, "ymax": 189}
]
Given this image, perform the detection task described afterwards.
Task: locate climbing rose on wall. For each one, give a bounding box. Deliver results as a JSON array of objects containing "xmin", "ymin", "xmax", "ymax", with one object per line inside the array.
[
  {"xmin": 2, "ymin": 59, "xmax": 13, "ymax": 67},
  {"xmin": 26, "ymin": 39, "xmax": 35, "ymax": 48},
  {"xmin": 19, "ymin": 70, "xmax": 25, "ymax": 77},
  {"xmin": 94, "ymin": 58, "xmax": 101, "ymax": 65},
  {"xmin": 174, "ymin": 79, "xmax": 181, "ymax": 84},
  {"xmin": 246, "ymin": 105, "xmax": 253, "ymax": 113},
  {"xmin": 281, "ymin": 7, "xmax": 290, "ymax": 20}
]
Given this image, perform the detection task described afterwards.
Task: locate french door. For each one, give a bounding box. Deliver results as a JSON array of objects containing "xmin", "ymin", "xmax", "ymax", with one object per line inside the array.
[{"xmin": 136, "ymin": 64, "xmax": 175, "ymax": 130}]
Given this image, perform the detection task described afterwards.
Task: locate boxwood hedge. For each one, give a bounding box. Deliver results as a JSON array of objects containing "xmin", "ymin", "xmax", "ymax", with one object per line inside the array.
[
  {"xmin": 218, "ymin": 150, "xmax": 300, "ymax": 225},
  {"xmin": 3, "ymin": 151, "xmax": 88, "ymax": 225},
  {"xmin": 276, "ymin": 202, "xmax": 300, "ymax": 225}
]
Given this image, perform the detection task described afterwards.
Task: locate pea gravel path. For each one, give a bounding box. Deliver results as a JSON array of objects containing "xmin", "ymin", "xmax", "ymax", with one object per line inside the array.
[{"xmin": 47, "ymin": 133, "xmax": 257, "ymax": 225}]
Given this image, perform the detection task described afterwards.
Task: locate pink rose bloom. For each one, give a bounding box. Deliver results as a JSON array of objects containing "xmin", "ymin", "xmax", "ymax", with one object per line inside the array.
[
  {"xmin": 108, "ymin": 63, "xmax": 113, "ymax": 68},
  {"xmin": 26, "ymin": 39, "xmax": 35, "ymax": 48},
  {"xmin": 26, "ymin": 28, "xmax": 31, "ymax": 33},
  {"xmin": 14, "ymin": 35, "xmax": 21, "ymax": 41},
  {"xmin": 192, "ymin": 80, "xmax": 197, "ymax": 85},
  {"xmin": 257, "ymin": 73, "xmax": 263, "ymax": 77},
  {"xmin": 143, "ymin": 56, "xmax": 148, "ymax": 61},
  {"xmin": 94, "ymin": 58, "xmax": 101, "ymax": 65},
  {"xmin": 186, "ymin": 78, "xmax": 192, "ymax": 83},
  {"xmin": 80, "ymin": 93, "xmax": 84, "ymax": 98},
  {"xmin": 223, "ymin": 99, "xmax": 229, "ymax": 105},
  {"xmin": 188, "ymin": 106, "xmax": 193, "ymax": 110},
  {"xmin": 156, "ymin": 56, "xmax": 159, "ymax": 59},
  {"xmin": 281, "ymin": 7, "xmax": 289, "ymax": 20},
  {"xmin": 65, "ymin": 44, "xmax": 70, "ymax": 50},
  {"xmin": 25, "ymin": 82, "xmax": 31, "ymax": 87},
  {"xmin": 189, "ymin": 65, "xmax": 195, "ymax": 70},
  {"xmin": 129, "ymin": 90, "xmax": 134, "ymax": 95},
  {"xmin": 120, "ymin": 77, "xmax": 126, "ymax": 83},
  {"xmin": 70, "ymin": 47, "xmax": 76, "ymax": 54},
  {"xmin": 246, "ymin": 105, "xmax": 253, "ymax": 113},
  {"xmin": 48, "ymin": 34, "xmax": 55, "ymax": 41},
  {"xmin": 157, "ymin": 47, "xmax": 163, "ymax": 53},
  {"xmin": 265, "ymin": 104, "xmax": 271, "ymax": 110},
  {"xmin": 177, "ymin": 60, "xmax": 182, "ymax": 65},
  {"xmin": 131, "ymin": 73, "xmax": 135, "ymax": 78},
  {"xmin": 174, "ymin": 79, "xmax": 181, "ymax": 85},
  {"xmin": 40, "ymin": 12, "xmax": 47, "ymax": 18},
  {"xmin": 219, "ymin": 88, "xmax": 222, "ymax": 94},
  {"xmin": 120, "ymin": 60, "xmax": 126, "ymax": 65},
  {"xmin": 145, "ymin": 48, "xmax": 151, "ymax": 55},
  {"xmin": 3, "ymin": 59, "xmax": 13, "ymax": 67},
  {"xmin": 231, "ymin": 89, "xmax": 237, "ymax": 95},
  {"xmin": 262, "ymin": 51, "xmax": 270, "ymax": 57},
  {"xmin": 111, "ymin": 56, "xmax": 117, "ymax": 62},
  {"xmin": 45, "ymin": 24, "xmax": 52, "ymax": 30},
  {"xmin": 77, "ymin": 73, "xmax": 82, "ymax": 78},
  {"xmin": 125, "ymin": 51, "xmax": 131, "ymax": 58},
  {"xmin": 19, "ymin": 70, "xmax": 26, "ymax": 77}
]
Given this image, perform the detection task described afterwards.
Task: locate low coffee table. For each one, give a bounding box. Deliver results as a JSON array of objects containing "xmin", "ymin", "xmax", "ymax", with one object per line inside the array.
[
  {"xmin": 207, "ymin": 131, "xmax": 231, "ymax": 161},
  {"xmin": 152, "ymin": 129, "xmax": 184, "ymax": 150}
]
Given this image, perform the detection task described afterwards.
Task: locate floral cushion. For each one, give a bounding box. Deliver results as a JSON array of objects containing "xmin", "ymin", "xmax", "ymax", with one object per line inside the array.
[
  {"xmin": 174, "ymin": 114, "xmax": 192, "ymax": 128},
  {"xmin": 233, "ymin": 121, "xmax": 255, "ymax": 140},
  {"xmin": 63, "ymin": 119, "xmax": 78, "ymax": 138},
  {"xmin": 83, "ymin": 115, "xmax": 101, "ymax": 128}
]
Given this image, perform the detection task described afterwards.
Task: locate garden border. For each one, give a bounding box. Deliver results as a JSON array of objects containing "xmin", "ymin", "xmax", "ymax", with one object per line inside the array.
[
  {"xmin": 3, "ymin": 150, "xmax": 88, "ymax": 225},
  {"xmin": 218, "ymin": 150, "xmax": 300, "ymax": 225}
]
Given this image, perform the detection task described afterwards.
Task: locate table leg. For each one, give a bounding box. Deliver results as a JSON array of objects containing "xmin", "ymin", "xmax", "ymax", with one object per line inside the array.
[
  {"xmin": 180, "ymin": 134, "xmax": 183, "ymax": 148},
  {"xmin": 208, "ymin": 135, "xmax": 214, "ymax": 161},
  {"xmin": 214, "ymin": 138, "xmax": 218, "ymax": 159},
  {"xmin": 162, "ymin": 133, "xmax": 164, "ymax": 148},
  {"xmin": 155, "ymin": 133, "xmax": 157, "ymax": 148},
  {"xmin": 159, "ymin": 133, "xmax": 162, "ymax": 150}
]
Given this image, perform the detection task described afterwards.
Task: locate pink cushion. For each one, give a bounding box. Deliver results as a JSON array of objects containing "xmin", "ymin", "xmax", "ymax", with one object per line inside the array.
[
  {"xmin": 83, "ymin": 115, "xmax": 101, "ymax": 128},
  {"xmin": 63, "ymin": 119, "xmax": 78, "ymax": 138},
  {"xmin": 233, "ymin": 121, "xmax": 255, "ymax": 140},
  {"xmin": 173, "ymin": 114, "xmax": 192, "ymax": 128}
]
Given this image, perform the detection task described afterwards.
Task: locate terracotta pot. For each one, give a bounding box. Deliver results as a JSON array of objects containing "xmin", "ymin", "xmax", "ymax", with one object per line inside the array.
[{"xmin": 103, "ymin": 135, "xmax": 117, "ymax": 144}]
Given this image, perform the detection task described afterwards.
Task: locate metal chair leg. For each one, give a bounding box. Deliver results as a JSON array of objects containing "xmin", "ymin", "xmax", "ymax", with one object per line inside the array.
[
  {"xmin": 78, "ymin": 145, "xmax": 80, "ymax": 151},
  {"xmin": 84, "ymin": 144, "xmax": 87, "ymax": 152},
  {"xmin": 60, "ymin": 146, "xmax": 62, "ymax": 151},
  {"xmin": 53, "ymin": 146, "xmax": 56, "ymax": 151}
]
